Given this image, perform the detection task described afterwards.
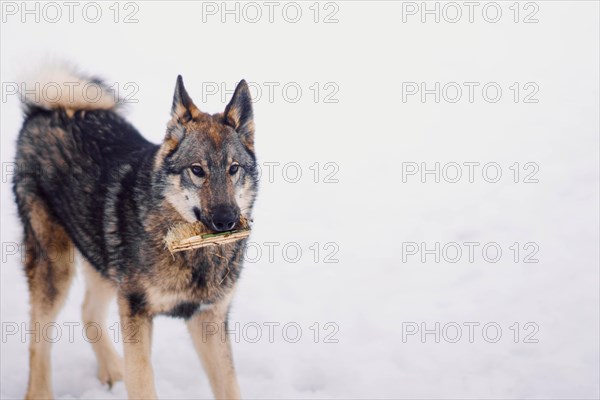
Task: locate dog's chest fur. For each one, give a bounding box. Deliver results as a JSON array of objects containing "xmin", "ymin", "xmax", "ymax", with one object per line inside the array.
[
  {"xmin": 126, "ymin": 239, "xmax": 245, "ymax": 318},
  {"xmin": 103, "ymin": 201, "xmax": 246, "ymax": 319}
]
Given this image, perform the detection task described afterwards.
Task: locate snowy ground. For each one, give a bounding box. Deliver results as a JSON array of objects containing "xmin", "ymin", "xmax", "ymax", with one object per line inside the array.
[{"xmin": 1, "ymin": 2, "xmax": 599, "ymax": 399}]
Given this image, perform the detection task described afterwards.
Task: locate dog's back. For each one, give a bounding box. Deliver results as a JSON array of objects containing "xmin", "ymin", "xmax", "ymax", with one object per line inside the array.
[{"xmin": 14, "ymin": 70, "xmax": 157, "ymax": 271}]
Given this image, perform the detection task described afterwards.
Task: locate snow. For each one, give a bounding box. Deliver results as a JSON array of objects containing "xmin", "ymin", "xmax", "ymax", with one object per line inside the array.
[{"xmin": 1, "ymin": 2, "xmax": 599, "ymax": 399}]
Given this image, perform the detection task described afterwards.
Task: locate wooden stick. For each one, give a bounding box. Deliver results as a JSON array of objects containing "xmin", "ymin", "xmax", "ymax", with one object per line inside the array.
[{"xmin": 164, "ymin": 216, "xmax": 252, "ymax": 254}]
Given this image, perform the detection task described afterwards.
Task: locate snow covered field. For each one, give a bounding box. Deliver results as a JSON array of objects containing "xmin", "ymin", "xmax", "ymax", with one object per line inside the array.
[{"xmin": 1, "ymin": 1, "xmax": 598, "ymax": 399}]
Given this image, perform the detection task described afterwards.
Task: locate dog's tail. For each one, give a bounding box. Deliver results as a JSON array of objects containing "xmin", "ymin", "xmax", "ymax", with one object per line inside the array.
[{"xmin": 20, "ymin": 63, "xmax": 119, "ymax": 116}]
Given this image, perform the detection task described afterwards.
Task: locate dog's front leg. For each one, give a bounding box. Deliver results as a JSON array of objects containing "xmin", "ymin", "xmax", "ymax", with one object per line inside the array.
[
  {"xmin": 118, "ymin": 293, "xmax": 158, "ymax": 400},
  {"xmin": 187, "ymin": 294, "xmax": 240, "ymax": 400}
]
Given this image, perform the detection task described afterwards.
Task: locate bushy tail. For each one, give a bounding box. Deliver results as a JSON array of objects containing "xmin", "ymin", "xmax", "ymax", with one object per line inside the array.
[{"xmin": 20, "ymin": 63, "xmax": 119, "ymax": 115}]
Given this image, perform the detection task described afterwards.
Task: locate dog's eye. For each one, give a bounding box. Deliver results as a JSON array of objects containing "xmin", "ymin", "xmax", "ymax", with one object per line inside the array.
[
  {"xmin": 191, "ymin": 165, "xmax": 206, "ymax": 178},
  {"xmin": 229, "ymin": 163, "xmax": 239, "ymax": 175}
]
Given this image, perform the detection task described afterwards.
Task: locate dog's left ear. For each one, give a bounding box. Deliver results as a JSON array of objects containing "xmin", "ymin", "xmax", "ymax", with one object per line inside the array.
[{"xmin": 224, "ymin": 80, "xmax": 254, "ymax": 149}]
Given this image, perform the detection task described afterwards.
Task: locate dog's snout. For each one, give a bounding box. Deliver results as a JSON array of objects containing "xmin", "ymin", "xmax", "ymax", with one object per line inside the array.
[{"xmin": 210, "ymin": 206, "xmax": 239, "ymax": 232}]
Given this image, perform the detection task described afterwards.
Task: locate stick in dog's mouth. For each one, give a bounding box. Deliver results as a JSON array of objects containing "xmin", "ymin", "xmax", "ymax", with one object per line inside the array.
[{"xmin": 165, "ymin": 216, "xmax": 251, "ymax": 254}]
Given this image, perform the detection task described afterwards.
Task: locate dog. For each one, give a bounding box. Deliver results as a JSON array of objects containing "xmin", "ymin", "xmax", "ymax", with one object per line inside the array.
[{"xmin": 12, "ymin": 66, "xmax": 258, "ymax": 399}]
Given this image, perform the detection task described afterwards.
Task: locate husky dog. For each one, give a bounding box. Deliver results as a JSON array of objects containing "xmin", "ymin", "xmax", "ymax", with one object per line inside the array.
[{"xmin": 12, "ymin": 66, "xmax": 258, "ymax": 399}]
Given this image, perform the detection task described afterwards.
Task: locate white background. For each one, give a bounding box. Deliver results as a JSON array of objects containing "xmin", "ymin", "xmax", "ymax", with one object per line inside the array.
[{"xmin": 1, "ymin": 1, "xmax": 599, "ymax": 399}]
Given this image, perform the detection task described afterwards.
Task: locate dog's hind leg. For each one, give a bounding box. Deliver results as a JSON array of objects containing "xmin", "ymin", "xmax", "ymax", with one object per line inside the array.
[
  {"xmin": 81, "ymin": 261, "xmax": 123, "ymax": 387},
  {"xmin": 19, "ymin": 197, "xmax": 75, "ymax": 400}
]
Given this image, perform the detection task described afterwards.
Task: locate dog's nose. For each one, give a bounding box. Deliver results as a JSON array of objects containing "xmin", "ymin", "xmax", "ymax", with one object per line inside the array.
[{"xmin": 210, "ymin": 206, "xmax": 238, "ymax": 232}]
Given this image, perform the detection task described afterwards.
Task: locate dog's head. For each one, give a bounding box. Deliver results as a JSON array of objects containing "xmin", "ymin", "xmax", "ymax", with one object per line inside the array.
[{"xmin": 156, "ymin": 76, "xmax": 258, "ymax": 231}]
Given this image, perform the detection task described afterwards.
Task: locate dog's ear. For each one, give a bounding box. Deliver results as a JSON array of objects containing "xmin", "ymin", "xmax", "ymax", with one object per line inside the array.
[
  {"xmin": 171, "ymin": 75, "xmax": 201, "ymax": 124},
  {"xmin": 224, "ymin": 80, "xmax": 254, "ymax": 149},
  {"xmin": 166, "ymin": 75, "xmax": 201, "ymax": 146}
]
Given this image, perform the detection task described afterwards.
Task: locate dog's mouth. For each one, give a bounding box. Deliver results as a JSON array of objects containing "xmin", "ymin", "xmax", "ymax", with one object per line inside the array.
[
  {"xmin": 193, "ymin": 207, "xmax": 202, "ymax": 222},
  {"xmin": 193, "ymin": 207, "xmax": 212, "ymax": 229}
]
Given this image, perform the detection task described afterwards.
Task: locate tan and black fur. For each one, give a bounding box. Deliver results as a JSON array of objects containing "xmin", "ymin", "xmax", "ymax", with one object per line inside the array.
[{"xmin": 13, "ymin": 67, "xmax": 258, "ymax": 399}]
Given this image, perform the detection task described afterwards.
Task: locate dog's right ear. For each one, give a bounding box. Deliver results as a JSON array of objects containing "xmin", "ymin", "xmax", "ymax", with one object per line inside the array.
[
  {"xmin": 171, "ymin": 75, "xmax": 200, "ymax": 124},
  {"xmin": 164, "ymin": 75, "xmax": 201, "ymax": 149}
]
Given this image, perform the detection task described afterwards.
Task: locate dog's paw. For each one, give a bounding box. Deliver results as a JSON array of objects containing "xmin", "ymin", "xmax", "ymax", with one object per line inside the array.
[
  {"xmin": 97, "ymin": 354, "xmax": 124, "ymax": 388},
  {"xmin": 25, "ymin": 388, "xmax": 54, "ymax": 400}
]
